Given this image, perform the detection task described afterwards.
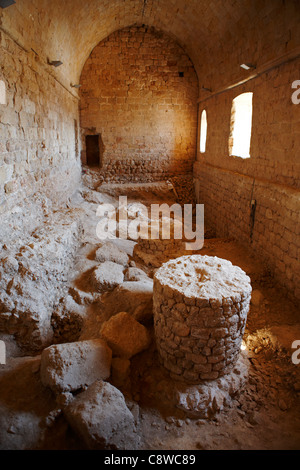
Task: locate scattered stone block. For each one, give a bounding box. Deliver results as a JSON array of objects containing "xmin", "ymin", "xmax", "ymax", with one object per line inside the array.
[
  {"xmin": 100, "ymin": 312, "xmax": 151, "ymax": 359},
  {"xmin": 95, "ymin": 242, "xmax": 129, "ymax": 267},
  {"xmin": 64, "ymin": 380, "xmax": 140, "ymax": 450},
  {"xmin": 40, "ymin": 339, "xmax": 112, "ymax": 393},
  {"xmin": 90, "ymin": 261, "xmax": 124, "ymax": 292}
]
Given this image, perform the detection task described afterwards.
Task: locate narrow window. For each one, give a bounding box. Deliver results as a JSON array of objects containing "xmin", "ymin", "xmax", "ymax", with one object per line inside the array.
[
  {"xmin": 229, "ymin": 92, "xmax": 253, "ymax": 159},
  {"xmin": 0, "ymin": 80, "xmax": 6, "ymax": 105},
  {"xmin": 86, "ymin": 135, "xmax": 100, "ymax": 166},
  {"xmin": 199, "ymin": 109, "xmax": 207, "ymax": 153}
]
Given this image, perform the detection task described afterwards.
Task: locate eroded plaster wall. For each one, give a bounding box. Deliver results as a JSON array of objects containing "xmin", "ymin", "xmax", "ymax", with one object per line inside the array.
[
  {"xmin": 80, "ymin": 25, "xmax": 198, "ymax": 180},
  {"xmin": 0, "ymin": 29, "xmax": 81, "ymax": 240},
  {"xmin": 194, "ymin": 57, "xmax": 300, "ymax": 301}
]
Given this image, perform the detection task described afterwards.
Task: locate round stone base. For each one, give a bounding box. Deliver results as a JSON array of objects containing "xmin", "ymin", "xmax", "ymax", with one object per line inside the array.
[
  {"xmin": 148, "ymin": 351, "xmax": 249, "ymax": 419},
  {"xmin": 173, "ymin": 352, "xmax": 249, "ymax": 418}
]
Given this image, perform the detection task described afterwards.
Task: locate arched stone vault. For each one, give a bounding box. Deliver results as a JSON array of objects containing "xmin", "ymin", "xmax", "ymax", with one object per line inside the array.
[{"xmin": 1, "ymin": 0, "xmax": 299, "ymax": 92}]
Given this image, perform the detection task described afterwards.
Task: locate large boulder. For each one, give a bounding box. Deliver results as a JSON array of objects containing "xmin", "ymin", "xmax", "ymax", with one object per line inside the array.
[
  {"xmin": 100, "ymin": 312, "xmax": 152, "ymax": 359},
  {"xmin": 40, "ymin": 339, "xmax": 112, "ymax": 393},
  {"xmin": 64, "ymin": 380, "xmax": 140, "ymax": 450}
]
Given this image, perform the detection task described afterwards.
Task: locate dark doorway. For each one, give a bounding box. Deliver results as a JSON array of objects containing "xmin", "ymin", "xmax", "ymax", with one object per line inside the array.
[{"xmin": 86, "ymin": 135, "xmax": 100, "ymax": 166}]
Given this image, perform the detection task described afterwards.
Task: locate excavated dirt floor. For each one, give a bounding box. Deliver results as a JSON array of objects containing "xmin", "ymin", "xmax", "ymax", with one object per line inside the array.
[{"xmin": 0, "ymin": 167, "xmax": 299, "ymax": 450}]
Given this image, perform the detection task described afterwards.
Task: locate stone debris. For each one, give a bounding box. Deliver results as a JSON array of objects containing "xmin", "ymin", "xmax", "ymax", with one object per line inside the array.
[
  {"xmin": 51, "ymin": 294, "xmax": 86, "ymax": 343},
  {"xmin": 0, "ymin": 213, "xmax": 81, "ymax": 351},
  {"xmin": 90, "ymin": 261, "xmax": 124, "ymax": 292},
  {"xmin": 100, "ymin": 312, "xmax": 152, "ymax": 359},
  {"xmin": 173, "ymin": 353, "xmax": 250, "ymax": 418},
  {"xmin": 64, "ymin": 380, "xmax": 140, "ymax": 450},
  {"xmin": 40, "ymin": 339, "xmax": 112, "ymax": 393},
  {"xmin": 95, "ymin": 242, "xmax": 129, "ymax": 267},
  {"xmin": 124, "ymin": 267, "xmax": 149, "ymax": 282},
  {"xmin": 101, "ymin": 280, "xmax": 154, "ymax": 323},
  {"xmin": 0, "ymin": 3, "xmax": 299, "ymax": 451}
]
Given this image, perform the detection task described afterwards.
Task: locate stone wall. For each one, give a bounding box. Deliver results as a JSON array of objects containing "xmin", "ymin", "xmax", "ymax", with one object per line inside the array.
[
  {"xmin": 80, "ymin": 25, "xmax": 198, "ymax": 181},
  {"xmin": 194, "ymin": 57, "xmax": 300, "ymax": 301},
  {"xmin": 0, "ymin": 28, "xmax": 81, "ymax": 239}
]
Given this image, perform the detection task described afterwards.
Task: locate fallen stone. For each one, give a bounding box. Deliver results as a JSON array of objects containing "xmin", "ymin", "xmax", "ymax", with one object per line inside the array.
[
  {"xmin": 100, "ymin": 312, "xmax": 152, "ymax": 359},
  {"xmin": 90, "ymin": 261, "xmax": 124, "ymax": 292},
  {"xmin": 40, "ymin": 339, "xmax": 112, "ymax": 393},
  {"xmin": 64, "ymin": 380, "xmax": 140, "ymax": 450},
  {"xmin": 95, "ymin": 242, "xmax": 129, "ymax": 267}
]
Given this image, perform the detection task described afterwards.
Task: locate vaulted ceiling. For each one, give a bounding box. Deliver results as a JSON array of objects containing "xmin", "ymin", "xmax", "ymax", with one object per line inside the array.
[{"xmin": 1, "ymin": 0, "xmax": 299, "ymax": 93}]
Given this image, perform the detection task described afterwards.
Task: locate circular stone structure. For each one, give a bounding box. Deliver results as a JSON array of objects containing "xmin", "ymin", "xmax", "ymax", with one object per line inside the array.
[{"xmin": 153, "ymin": 255, "xmax": 252, "ymax": 383}]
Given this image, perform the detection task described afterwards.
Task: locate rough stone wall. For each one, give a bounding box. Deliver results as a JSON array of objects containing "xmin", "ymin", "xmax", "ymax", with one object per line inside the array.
[
  {"xmin": 194, "ymin": 58, "xmax": 300, "ymax": 301},
  {"xmin": 0, "ymin": 29, "xmax": 81, "ymax": 234},
  {"xmin": 80, "ymin": 25, "xmax": 198, "ymax": 180}
]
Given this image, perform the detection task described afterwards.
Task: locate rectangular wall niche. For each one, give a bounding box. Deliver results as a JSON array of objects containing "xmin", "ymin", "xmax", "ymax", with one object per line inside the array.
[{"xmin": 85, "ymin": 135, "xmax": 100, "ymax": 167}]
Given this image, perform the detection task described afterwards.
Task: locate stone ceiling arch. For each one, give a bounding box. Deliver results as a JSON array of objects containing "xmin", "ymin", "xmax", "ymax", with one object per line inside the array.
[{"xmin": 0, "ymin": 0, "xmax": 299, "ymax": 94}]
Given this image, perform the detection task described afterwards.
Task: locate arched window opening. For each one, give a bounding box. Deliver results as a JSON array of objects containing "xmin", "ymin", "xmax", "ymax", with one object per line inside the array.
[
  {"xmin": 229, "ymin": 92, "xmax": 253, "ymax": 159},
  {"xmin": 199, "ymin": 109, "xmax": 207, "ymax": 153},
  {"xmin": 0, "ymin": 80, "xmax": 6, "ymax": 105}
]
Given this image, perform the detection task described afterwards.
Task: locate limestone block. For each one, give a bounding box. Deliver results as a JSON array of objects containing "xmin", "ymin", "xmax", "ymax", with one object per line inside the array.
[
  {"xmin": 40, "ymin": 339, "xmax": 112, "ymax": 393},
  {"xmin": 95, "ymin": 241, "xmax": 129, "ymax": 267},
  {"xmin": 100, "ymin": 312, "xmax": 151, "ymax": 359},
  {"xmin": 90, "ymin": 261, "xmax": 124, "ymax": 292},
  {"xmin": 64, "ymin": 380, "xmax": 139, "ymax": 450}
]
